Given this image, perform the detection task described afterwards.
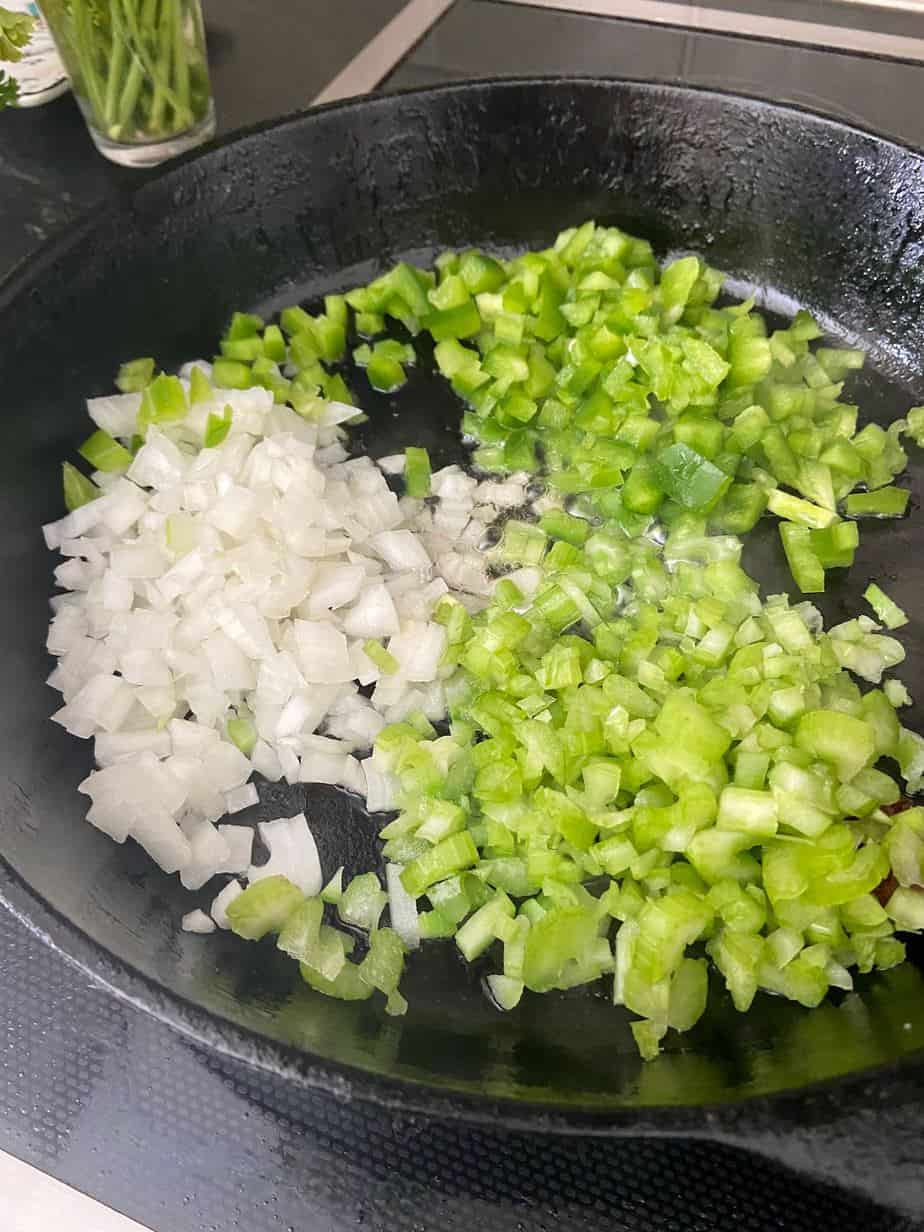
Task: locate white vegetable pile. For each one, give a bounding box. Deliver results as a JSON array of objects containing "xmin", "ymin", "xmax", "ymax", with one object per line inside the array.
[{"xmin": 43, "ymin": 369, "xmax": 537, "ymax": 929}]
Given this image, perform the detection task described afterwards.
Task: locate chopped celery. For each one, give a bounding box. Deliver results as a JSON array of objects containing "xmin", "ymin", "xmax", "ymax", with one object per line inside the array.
[
  {"xmin": 522, "ymin": 905, "xmax": 606, "ymax": 991},
  {"xmin": 359, "ymin": 928, "xmax": 407, "ymax": 1015},
  {"xmin": 277, "ymin": 898, "xmax": 324, "ymax": 963},
  {"xmin": 402, "ymin": 833, "xmax": 479, "ymax": 897},
  {"xmin": 487, "ymin": 973, "xmax": 524, "ymax": 1010},
  {"xmin": 320, "ymin": 868, "xmax": 344, "ymax": 905},
  {"xmin": 338, "ymin": 872, "xmax": 388, "ymax": 931},
  {"xmin": 456, "ymin": 892, "xmax": 515, "ymax": 962},
  {"xmin": 301, "ymin": 955, "xmax": 372, "ymax": 1001},
  {"xmin": 226, "ymin": 876, "xmax": 304, "ymax": 941}
]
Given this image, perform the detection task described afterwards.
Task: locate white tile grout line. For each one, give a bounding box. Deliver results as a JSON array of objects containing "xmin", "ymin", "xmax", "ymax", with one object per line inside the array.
[
  {"xmin": 312, "ymin": 0, "xmax": 458, "ymax": 104},
  {"xmin": 2, "ymin": 1148, "xmax": 153, "ymax": 1232},
  {"xmin": 493, "ymin": 0, "xmax": 924, "ymax": 62}
]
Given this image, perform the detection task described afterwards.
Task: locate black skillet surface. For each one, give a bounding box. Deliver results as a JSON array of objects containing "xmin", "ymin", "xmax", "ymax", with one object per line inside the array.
[{"xmin": 2, "ymin": 78, "xmax": 924, "ymax": 1204}]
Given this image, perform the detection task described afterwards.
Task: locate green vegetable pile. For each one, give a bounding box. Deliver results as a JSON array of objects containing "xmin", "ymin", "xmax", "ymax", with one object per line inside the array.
[
  {"xmin": 374, "ymin": 543, "xmax": 923, "ymax": 1058},
  {"xmin": 81, "ymin": 221, "xmax": 924, "ymax": 1058},
  {"xmin": 153, "ymin": 222, "xmax": 924, "ymax": 597},
  {"xmin": 353, "ymin": 223, "xmax": 916, "ymax": 594}
]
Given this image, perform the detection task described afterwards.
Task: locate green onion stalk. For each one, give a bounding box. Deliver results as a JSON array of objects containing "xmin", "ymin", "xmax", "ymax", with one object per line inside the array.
[{"xmin": 38, "ymin": 0, "xmax": 211, "ymax": 146}]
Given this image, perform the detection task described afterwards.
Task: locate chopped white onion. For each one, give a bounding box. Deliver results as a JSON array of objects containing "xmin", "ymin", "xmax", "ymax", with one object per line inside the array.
[
  {"xmin": 246, "ymin": 813, "xmax": 322, "ymax": 896},
  {"xmin": 224, "ymin": 783, "xmax": 260, "ymax": 814},
  {"xmin": 179, "ymin": 819, "xmax": 231, "ymax": 890},
  {"xmin": 210, "ymin": 879, "xmax": 243, "ymax": 928},
  {"xmin": 386, "ymin": 863, "xmax": 420, "ymax": 950},
  {"xmin": 362, "ymin": 758, "xmax": 398, "ymax": 812},
  {"xmin": 181, "ymin": 908, "xmax": 216, "ymax": 934},
  {"xmin": 43, "ymin": 377, "xmax": 540, "ymax": 923},
  {"xmin": 371, "ymin": 530, "xmax": 431, "ymax": 573},
  {"xmin": 217, "ymin": 824, "xmax": 255, "ymax": 873}
]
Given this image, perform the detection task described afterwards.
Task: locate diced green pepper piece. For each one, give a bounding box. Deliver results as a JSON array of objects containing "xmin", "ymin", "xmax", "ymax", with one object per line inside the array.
[
  {"xmin": 460, "ymin": 250, "xmax": 506, "ymax": 294},
  {"xmin": 189, "ymin": 366, "xmax": 213, "ymax": 405},
  {"xmin": 78, "ymin": 429, "xmax": 133, "ymax": 473},
  {"xmin": 139, "ymin": 373, "xmax": 188, "ymax": 428},
  {"xmin": 845, "ymin": 486, "xmax": 909, "ymax": 518},
  {"xmin": 204, "ymin": 405, "xmax": 233, "ymax": 448},
  {"xmin": 864, "ymin": 582, "xmax": 908, "ymax": 630},
  {"xmin": 225, "ymin": 311, "xmax": 263, "ymax": 340},
  {"xmin": 115, "ymin": 356, "xmax": 155, "ymax": 393},
  {"xmin": 262, "ymin": 324, "xmax": 287, "ymax": 363},
  {"xmin": 427, "ymin": 300, "xmax": 482, "ymax": 341},
  {"xmin": 226, "ymin": 715, "xmax": 256, "ymax": 755},
  {"xmin": 779, "ymin": 523, "xmax": 825, "ymax": 594},
  {"xmin": 356, "ymin": 311, "xmax": 385, "ymax": 337},
  {"xmin": 367, "ymin": 353, "xmax": 406, "ymax": 392},
  {"xmin": 220, "ymin": 336, "xmax": 263, "ymax": 362},
  {"xmin": 808, "ymin": 520, "xmax": 858, "ymax": 568},
  {"xmin": 211, "ymin": 359, "xmax": 253, "ymax": 390},
  {"xmin": 62, "ymin": 461, "xmax": 100, "ymax": 511},
  {"xmin": 405, "ymin": 446, "xmax": 431, "ymax": 498},
  {"xmin": 539, "ymin": 508, "xmax": 590, "ymax": 546},
  {"xmin": 363, "ymin": 639, "xmax": 399, "ymax": 675},
  {"xmin": 767, "ymin": 489, "xmax": 837, "ymax": 529},
  {"xmin": 280, "ymin": 305, "xmax": 313, "ymax": 337},
  {"xmin": 655, "ymin": 442, "xmax": 731, "ymax": 511}
]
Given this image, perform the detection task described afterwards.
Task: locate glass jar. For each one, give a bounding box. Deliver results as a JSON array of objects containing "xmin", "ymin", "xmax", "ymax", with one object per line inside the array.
[{"xmin": 39, "ymin": 0, "xmax": 215, "ymax": 166}]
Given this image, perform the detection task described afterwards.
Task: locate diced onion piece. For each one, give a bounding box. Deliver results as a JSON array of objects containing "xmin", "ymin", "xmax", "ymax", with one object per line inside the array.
[
  {"xmin": 247, "ymin": 814, "xmax": 322, "ymax": 896},
  {"xmin": 182, "ymin": 909, "xmax": 217, "ymax": 934},
  {"xmin": 386, "ymin": 863, "xmax": 420, "ymax": 950},
  {"xmin": 211, "ymin": 879, "xmax": 244, "ymax": 929}
]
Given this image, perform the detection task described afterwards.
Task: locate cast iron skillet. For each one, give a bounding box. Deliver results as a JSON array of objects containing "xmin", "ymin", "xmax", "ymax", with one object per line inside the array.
[{"xmin": 2, "ymin": 79, "xmax": 924, "ymax": 1208}]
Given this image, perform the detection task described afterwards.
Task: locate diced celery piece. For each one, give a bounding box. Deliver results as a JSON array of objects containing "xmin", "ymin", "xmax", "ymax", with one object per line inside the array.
[{"xmin": 226, "ymin": 876, "xmax": 304, "ymax": 940}]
